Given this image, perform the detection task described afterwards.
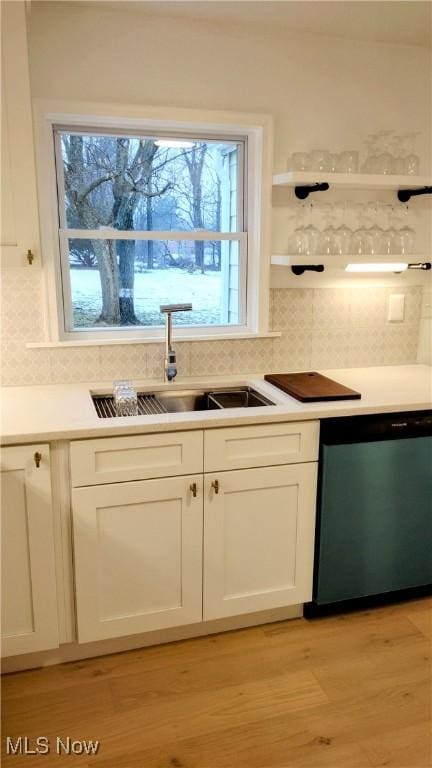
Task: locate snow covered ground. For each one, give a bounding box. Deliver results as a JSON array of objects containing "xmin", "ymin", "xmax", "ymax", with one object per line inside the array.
[{"xmin": 70, "ymin": 268, "xmax": 223, "ymax": 327}]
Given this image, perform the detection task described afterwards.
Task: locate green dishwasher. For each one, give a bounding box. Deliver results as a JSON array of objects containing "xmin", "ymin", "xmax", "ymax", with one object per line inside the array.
[{"xmin": 308, "ymin": 411, "xmax": 432, "ymax": 612}]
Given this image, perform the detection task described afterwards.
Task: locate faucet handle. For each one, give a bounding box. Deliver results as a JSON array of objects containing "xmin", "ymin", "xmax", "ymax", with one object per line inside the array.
[
  {"xmin": 160, "ymin": 303, "xmax": 192, "ymax": 313},
  {"xmin": 165, "ymin": 350, "xmax": 177, "ymax": 382}
]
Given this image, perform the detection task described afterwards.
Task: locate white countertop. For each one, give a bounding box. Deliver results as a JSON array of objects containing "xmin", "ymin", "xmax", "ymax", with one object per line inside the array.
[{"xmin": 1, "ymin": 365, "xmax": 431, "ymax": 446}]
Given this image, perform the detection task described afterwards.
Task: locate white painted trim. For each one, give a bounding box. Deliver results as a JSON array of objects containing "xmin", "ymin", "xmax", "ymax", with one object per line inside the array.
[
  {"xmin": 1, "ymin": 604, "xmax": 302, "ymax": 674},
  {"xmin": 60, "ymin": 229, "xmax": 246, "ymax": 241},
  {"xmin": 34, "ymin": 99, "xmax": 272, "ymax": 344},
  {"xmin": 26, "ymin": 332, "xmax": 281, "ymax": 348}
]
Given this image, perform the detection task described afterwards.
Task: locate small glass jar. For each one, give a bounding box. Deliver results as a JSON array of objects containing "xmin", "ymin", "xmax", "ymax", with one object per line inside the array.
[
  {"xmin": 309, "ymin": 149, "xmax": 333, "ymax": 173},
  {"xmin": 113, "ymin": 380, "xmax": 138, "ymax": 417},
  {"xmin": 289, "ymin": 152, "xmax": 310, "ymax": 171},
  {"xmin": 336, "ymin": 151, "xmax": 359, "ymax": 174}
]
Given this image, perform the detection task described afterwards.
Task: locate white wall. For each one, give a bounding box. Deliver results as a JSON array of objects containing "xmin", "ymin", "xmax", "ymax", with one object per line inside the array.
[
  {"xmin": 1, "ymin": 1, "xmax": 430, "ymax": 385},
  {"xmin": 28, "ymin": 1, "xmax": 431, "ymax": 267}
]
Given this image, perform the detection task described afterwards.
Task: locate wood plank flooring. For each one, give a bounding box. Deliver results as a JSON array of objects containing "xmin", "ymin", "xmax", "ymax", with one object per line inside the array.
[{"xmin": 2, "ymin": 598, "xmax": 431, "ymax": 768}]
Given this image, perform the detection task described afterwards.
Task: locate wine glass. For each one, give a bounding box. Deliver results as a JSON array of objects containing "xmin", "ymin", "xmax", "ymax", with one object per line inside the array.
[
  {"xmin": 396, "ymin": 204, "xmax": 416, "ymax": 255},
  {"xmin": 402, "ymin": 132, "xmax": 420, "ymax": 175},
  {"xmin": 361, "ymin": 134, "xmax": 379, "ymax": 173},
  {"xmin": 379, "ymin": 204, "xmax": 398, "ymax": 255},
  {"xmin": 318, "ymin": 203, "xmax": 338, "ymax": 255},
  {"xmin": 333, "ymin": 202, "xmax": 353, "ymax": 255},
  {"xmin": 351, "ymin": 203, "xmax": 373, "ymax": 255},
  {"xmin": 366, "ymin": 201, "xmax": 385, "ymax": 256},
  {"xmin": 375, "ymin": 130, "xmax": 394, "ymax": 175},
  {"xmin": 302, "ymin": 202, "xmax": 320, "ymax": 256}
]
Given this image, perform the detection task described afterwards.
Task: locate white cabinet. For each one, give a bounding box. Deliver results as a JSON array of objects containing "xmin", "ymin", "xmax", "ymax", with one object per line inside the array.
[
  {"xmin": 70, "ymin": 421, "xmax": 319, "ymax": 645},
  {"xmin": 70, "ymin": 431, "xmax": 203, "ymax": 486},
  {"xmin": 204, "ymin": 421, "xmax": 319, "ymax": 472},
  {"xmin": 72, "ymin": 475, "xmax": 203, "ymax": 643},
  {"xmin": 1, "ymin": 1, "xmax": 41, "ymax": 267},
  {"xmin": 1, "ymin": 445, "xmax": 58, "ymax": 656},
  {"xmin": 203, "ymin": 463, "xmax": 317, "ymax": 620}
]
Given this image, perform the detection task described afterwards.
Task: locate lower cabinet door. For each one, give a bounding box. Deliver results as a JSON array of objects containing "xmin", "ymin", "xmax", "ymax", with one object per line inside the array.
[
  {"xmin": 72, "ymin": 475, "xmax": 203, "ymax": 642},
  {"xmin": 1, "ymin": 445, "xmax": 59, "ymax": 657},
  {"xmin": 203, "ymin": 463, "xmax": 317, "ymax": 620}
]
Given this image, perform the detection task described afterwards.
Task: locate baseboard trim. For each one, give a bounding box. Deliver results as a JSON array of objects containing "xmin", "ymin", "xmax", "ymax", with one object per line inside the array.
[{"xmin": 1, "ymin": 604, "xmax": 302, "ymax": 674}]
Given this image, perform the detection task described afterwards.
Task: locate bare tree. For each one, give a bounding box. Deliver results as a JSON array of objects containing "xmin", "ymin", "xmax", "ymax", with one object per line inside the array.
[
  {"xmin": 183, "ymin": 145, "xmax": 207, "ymax": 273},
  {"xmin": 63, "ymin": 134, "xmax": 171, "ymax": 325},
  {"xmin": 63, "ymin": 135, "xmax": 120, "ymax": 324}
]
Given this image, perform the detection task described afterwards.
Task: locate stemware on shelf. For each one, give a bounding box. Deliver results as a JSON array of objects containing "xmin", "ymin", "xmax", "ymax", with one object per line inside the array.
[
  {"xmin": 333, "ymin": 202, "xmax": 353, "ymax": 255},
  {"xmin": 402, "ymin": 132, "xmax": 420, "ymax": 175},
  {"xmin": 302, "ymin": 202, "xmax": 320, "ymax": 255},
  {"xmin": 361, "ymin": 134, "xmax": 379, "ymax": 173},
  {"xmin": 365, "ymin": 201, "xmax": 385, "ymax": 256},
  {"xmin": 351, "ymin": 203, "xmax": 373, "ymax": 255},
  {"xmin": 288, "ymin": 132, "xmax": 422, "ymax": 176},
  {"xmin": 318, "ymin": 203, "xmax": 338, "ymax": 255},
  {"xmin": 375, "ymin": 130, "xmax": 394, "ymax": 175}
]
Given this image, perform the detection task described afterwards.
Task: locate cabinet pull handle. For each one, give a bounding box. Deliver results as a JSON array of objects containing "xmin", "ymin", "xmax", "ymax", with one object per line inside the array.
[
  {"xmin": 27, "ymin": 249, "xmax": 35, "ymax": 265},
  {"xmin": 189, "ymin": 482, "xmax": 197, "ymax": 498},
  {"xmin": 34, "ymin": 452, "xmax": 42, "ymax": 468},
  {"xmin": 211, "ymin": 479, "xmax": 219, "ymax": 495}
]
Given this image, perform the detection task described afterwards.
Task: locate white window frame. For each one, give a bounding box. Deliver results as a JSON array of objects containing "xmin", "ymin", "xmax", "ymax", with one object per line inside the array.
[{"xmin": 34, "ymin": 101, "xmax": 272, "ymax": 345}]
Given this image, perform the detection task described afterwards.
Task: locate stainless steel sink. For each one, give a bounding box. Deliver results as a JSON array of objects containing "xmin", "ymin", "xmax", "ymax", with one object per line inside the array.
[
  {"xmin": 92, "ymin": 386, "xmax": 275, "ymax": 418},
  {"xmin": 154, "ymin": 389, "xmax": 212, "ymax": 413}
]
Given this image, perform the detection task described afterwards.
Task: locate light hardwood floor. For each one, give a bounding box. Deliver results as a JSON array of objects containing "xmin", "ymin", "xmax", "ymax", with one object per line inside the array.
[{"xmin": 2, "ymin": 598, "xmax": 431, "ymax": 768}]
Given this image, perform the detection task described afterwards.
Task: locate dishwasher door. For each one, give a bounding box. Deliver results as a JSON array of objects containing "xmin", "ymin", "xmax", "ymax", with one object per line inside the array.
[{"xmin": 314, "ymin": 435, "xmax": 432, "ymax": 606}]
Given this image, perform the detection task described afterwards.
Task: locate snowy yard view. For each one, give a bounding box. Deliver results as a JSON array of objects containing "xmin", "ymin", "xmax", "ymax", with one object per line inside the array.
[
  {"xmin": 70, "ymin": 268, "xmax": 222, "ymax": 327},
  {"xmin": 59, "ymin": 130, "xmax": 241, "ymax": 329}
]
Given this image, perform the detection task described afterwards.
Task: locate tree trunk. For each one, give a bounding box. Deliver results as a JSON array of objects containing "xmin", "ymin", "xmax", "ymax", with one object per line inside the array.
[
  {"xmin": 184, "ymin": 146, "xmax": 207, "ymax": 275},
  {"xmin": 146, "ymin": 191, "xmax": 154, "ymax": 270},
  {"xmin": 117, "ymin": 239, "xmax": 139, "ymax": 325},
  {"xmin": 94, "ymin": 240, "xmax": 120, "ymax": 324}
]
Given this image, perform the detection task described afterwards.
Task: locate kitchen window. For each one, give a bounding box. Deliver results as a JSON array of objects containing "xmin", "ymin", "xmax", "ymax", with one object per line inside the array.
[{"xmin": 53, "ymin": 126, "xmax": 248, "ymax": 339}]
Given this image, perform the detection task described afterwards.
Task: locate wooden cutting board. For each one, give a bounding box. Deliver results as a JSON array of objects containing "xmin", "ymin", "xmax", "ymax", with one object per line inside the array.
[{"xmin": 264, "ymin": 372, "xmax": 361, "ymax": 402}]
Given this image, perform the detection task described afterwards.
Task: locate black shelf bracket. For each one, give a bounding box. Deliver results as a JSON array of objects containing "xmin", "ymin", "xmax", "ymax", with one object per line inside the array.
[
  {"xmin": 291, "ymin": 265, "xmax": 325, "ymax": 276},
  {"xmin": 397, "ymin": 186, "xmax": 432, "ymax": 203},
  {"xmin": 294, "ymin": 182, "xmax": 329, "ymax": 200}
]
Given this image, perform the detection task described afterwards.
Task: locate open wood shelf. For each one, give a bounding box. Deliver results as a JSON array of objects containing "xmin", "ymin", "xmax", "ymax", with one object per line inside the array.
[
  {"xmin": 272, "ymin": 171, "xmax": 432, "ymax": 191},
  {"xmin": 271, "ymin": 254, "xmax": 428, "ymax": 268}
]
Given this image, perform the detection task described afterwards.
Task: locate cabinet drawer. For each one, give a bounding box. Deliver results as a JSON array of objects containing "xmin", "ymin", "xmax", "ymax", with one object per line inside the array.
[
  {"xmin": 70, "ymin": 431, "xmax": 203, "ymax": 486},
  {"xmin": 204, "ymin": 421, "xmax": 319, "ymax": 472}
]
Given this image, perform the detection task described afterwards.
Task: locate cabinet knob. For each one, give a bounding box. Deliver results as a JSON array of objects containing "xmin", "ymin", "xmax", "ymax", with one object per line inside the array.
[
  {"xmin": 34, "ymin": 452, "xmax": 42, "ymax": 468},
  {"xmin": 189, "ymin": 482, "xmax": 197, "ymax": 498},
  {"xmin": 27, "ymin": 249, "xmax": 35, "ymax": 265},
  {"xmin": 211, "ymin": 479, "xmax": 220, "ymax": 495}
]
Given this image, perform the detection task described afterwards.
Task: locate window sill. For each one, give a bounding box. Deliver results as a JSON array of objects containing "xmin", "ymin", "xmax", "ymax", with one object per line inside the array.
[{"xmin": 26, "ymin": 332, "xmax": 281, "ymax": 349}]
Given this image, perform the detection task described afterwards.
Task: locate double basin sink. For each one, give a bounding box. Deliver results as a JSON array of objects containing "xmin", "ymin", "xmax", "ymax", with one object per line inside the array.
[{"xmin": 92, "ymin": 386, "xmax": 276, "ymax": 418}]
